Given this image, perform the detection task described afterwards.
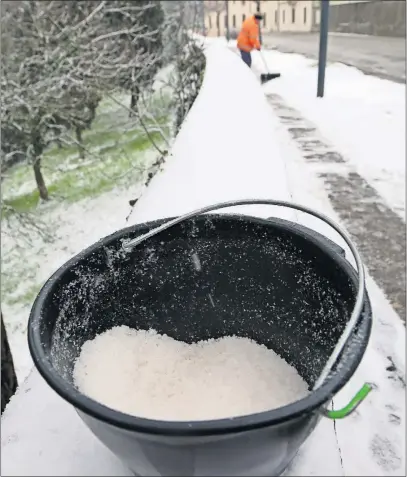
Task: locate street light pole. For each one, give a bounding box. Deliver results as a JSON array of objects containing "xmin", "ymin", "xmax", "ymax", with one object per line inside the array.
[
  {"xmin": 317, "ymin": 0, "xmax": 330, "ymax": 98},
  {"xmin": 225, "ymin": 0, "xmax": 230, "ymax": 41},
  {"xmin": 256, "ymin": 0, "xmax": 262, "ymax": 46}
]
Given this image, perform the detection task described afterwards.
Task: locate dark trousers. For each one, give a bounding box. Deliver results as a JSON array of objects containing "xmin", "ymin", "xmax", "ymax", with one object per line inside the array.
[{"xmin": 239, "ymin": 49, "xmax": 252, "ymax": 68}]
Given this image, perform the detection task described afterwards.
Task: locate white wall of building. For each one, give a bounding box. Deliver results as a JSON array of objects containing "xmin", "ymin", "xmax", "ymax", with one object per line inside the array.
[
  {"xmin": 204, "ymin": 0, "xmax": 316, "ymax": 37},
  {"xmin": 205, "ymin": 1, "xmax": 257, "ymax": 37},
  {"xmin": 271, "ymin": 1, "xmax": 314, "ymax": 33}
]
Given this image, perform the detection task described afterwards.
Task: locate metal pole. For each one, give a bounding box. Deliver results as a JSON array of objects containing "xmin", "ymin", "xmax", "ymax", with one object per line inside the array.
[
  {"xmin": 256, "ymin": 0, "xmax": 262, "ymax": 46},
  {"xmin": 317, "ymin": 0, "xmax": 330, "ymax": 98},
  {"xmin": 225, "ymin": 0, "xmax": 230, "ymax": 41}
]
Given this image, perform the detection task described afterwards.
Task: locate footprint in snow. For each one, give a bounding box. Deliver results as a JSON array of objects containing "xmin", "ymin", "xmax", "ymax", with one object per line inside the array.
[
  {"xmin": 370, "ymin": 434, "xmax": 402, "ymax": 472},
  {"xmin": 386, "ymin": 356, "xmax": 406, "ymax": 388}
]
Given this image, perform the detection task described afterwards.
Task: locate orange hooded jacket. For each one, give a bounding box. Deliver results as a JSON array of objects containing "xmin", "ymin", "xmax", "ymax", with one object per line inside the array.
[{"xmin": 237, "ymin": 15, "xmax": 260, "ymax": 53}]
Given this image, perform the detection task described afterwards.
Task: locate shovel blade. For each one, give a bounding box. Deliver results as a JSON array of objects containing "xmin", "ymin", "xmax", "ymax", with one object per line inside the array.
[{"xmin": 260, "ymin": 73, "xmax": 281, "ymax": 84}]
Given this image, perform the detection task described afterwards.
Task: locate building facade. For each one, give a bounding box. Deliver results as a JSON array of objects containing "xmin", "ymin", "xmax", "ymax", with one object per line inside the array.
[
  {"xmin": 203, "ymin": 0, "xmax": 383, "ymax": 37},
  {"xmin": 204, "ymin": 0, "xmax": 317, "ymax": 36}
]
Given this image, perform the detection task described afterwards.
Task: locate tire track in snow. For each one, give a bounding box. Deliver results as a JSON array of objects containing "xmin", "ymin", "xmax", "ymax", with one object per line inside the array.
[{"xmin": 266, "ymin": 93, "xmax": 406, "ymax": 322}]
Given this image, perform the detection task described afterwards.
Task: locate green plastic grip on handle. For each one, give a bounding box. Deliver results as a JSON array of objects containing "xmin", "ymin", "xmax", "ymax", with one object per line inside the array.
[{"xmin": 324, "ymin": 383, "xmax": 373, "ymax": 420}]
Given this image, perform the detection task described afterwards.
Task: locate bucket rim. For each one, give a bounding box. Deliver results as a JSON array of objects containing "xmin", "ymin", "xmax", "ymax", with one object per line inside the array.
[{"xmin": 28, "ymin": 214, "xmax": 372, "ymax": 437}]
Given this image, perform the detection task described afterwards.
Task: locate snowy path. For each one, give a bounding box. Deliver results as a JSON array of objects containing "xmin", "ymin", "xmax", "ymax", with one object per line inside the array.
[
  {"xmin": 262, "ymin": 33, "xmax": 405, "ymax": 84},
  {"xmin": 268, "ymin": 99, "xmax": 405, "ymax": 476},
  {"xmin": 256, "ymin": 52, "xmax": 405, "ymax": 474},
  {"xmin": 2, "ymin": 43, "xmax": 405, "ymax": 476},
  {"xmin": 224, "ymin": 43, "xmax": 405, "ymax": 220},
  {"xmin": 255, "ymin": 48, "xmax": 405, "ymax": 221},
  {"xmin": 265, "ymin": 92, "xmax": 405, "ymax": 322}
]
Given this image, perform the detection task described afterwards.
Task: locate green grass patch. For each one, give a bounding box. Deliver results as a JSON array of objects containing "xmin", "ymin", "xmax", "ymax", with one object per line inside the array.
[
  {"xmin": 0, "ymin": 261, "xmax": 39, "ymax": 305},
  {"xmin": 2, "ymin": 89, "xmax": 172, "ymax": 209},
  {"xmin": 3, "ymin": 126, "xmax": 168, "ymax": 216},
  {"xmin": 5, "ymin": 283, "xmax": 41, "ymax": 307},
  {"xmin": 3, "ymin": 190, "xmax": 41, "ymax": 214},
  {"xmin": 1, "ymin": 88, "xmax": 175, "ymax": 314}
]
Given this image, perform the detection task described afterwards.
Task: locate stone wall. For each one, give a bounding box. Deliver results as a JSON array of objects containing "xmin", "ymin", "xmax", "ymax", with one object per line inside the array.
[{"xmin": 328, "ymin": 0, "xmax": 405, "ymax": 37}]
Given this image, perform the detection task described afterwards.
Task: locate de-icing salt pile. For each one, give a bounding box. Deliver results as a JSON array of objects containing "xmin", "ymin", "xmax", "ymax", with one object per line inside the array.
[{"xmin": 73, "ymin": 326, "xmax": 309, "ymax": 421}]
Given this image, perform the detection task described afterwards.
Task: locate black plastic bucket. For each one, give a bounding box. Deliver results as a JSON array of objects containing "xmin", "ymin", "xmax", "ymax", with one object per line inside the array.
[{"xmin": 28, "ymin": 209, "xmax": 372, "ymax": 476}]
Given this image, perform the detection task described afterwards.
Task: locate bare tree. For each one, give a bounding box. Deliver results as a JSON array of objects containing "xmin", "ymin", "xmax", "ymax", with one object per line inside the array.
[
  {"xmin": 161, "ymin": 1, "xmax": 206, "ymax": 134},
  {"xmin": 204, "ymin": 0, "xmax": 225, "ymax": 37},
  {"xmin": 2, "ymin": 2, "xmax": 50, "ymax": 199},
  {"xmin": 1, "ymin": 1, "xmax": 165, "ymax": 198},
  {"xmin": 122, "ymin": 1, "xmax": 164, "ymax": 115},
  {"xmin": 52, "ymin": 87, "xmax": 102, "ymax": 159}
]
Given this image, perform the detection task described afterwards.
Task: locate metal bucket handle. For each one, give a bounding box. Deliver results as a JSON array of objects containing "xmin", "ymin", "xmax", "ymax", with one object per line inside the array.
[{"xmin": 122, "ymin": 199, "xmax": 372, "ymax": 416}]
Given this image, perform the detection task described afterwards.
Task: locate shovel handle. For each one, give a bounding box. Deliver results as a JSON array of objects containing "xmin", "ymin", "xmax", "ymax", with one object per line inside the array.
[{"xmin": 259, "ymin": 50, "xmax": 270, "ymax": 74}]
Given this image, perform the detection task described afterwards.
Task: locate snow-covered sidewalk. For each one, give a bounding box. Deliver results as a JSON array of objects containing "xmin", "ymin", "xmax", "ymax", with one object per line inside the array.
[
  {"xmin": 2, "ymin": 43, "xmax": 405, "ymax": 477},
  {"xmin": 254, "ymin": 48, "xmax": 405, "ymax": 220},
  {"xmin": 269, "ymin": 96, "xmax": 405, "ymax": 476}
]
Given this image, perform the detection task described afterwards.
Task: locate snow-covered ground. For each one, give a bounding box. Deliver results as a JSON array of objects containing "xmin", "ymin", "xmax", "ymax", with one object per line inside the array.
[
  {"xmin": 273, "ymin": 103, "xmax": 405, "ymax": 476},
  {"xmin": 2, "ymin": 95, "xmax": 167, "ymax": 382},
  {"xmin": 254, "ymin": 49, "xmax": 405, "ymax": 219},
  {"xmin": 2, "ymin": 175, "xmax": 150, "ymax": 381},
  {"xmin": 200, "ymin": 35, "xmax": 405, "ymax": 219},
  {"xmin": 2, "ymin": 40, "xmax": 405, "ymax": 476}
]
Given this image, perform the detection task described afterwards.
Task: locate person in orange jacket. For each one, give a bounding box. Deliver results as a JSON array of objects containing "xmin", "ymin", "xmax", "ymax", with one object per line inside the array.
[{"xmin": 237, "ymin": 13, "xmax": 263, "ymax": 68}]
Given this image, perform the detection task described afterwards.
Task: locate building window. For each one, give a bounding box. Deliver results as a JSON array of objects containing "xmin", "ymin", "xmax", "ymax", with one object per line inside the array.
[
  {"xmin": 275, "ymin": 10, "xmax": 278, "ymax": 24},
  {"xmin": 233, "ymin": 14, "xmax": 236, "ymax": 27},
  {"xmin": 216, "ymin": 13, "xmax": 219, "ymax": 28},
  {"xmin": 242, "ymin": 13, "xmax": 246, "ymax": 22},
  {"xmin": 224, "ymin": 14, "xmax": 228, "ymax": 27},
  {"xmin": 263, "ymin": 12, "xmax": 266, "ymax": 27},
  {"xmin": 282, "ymin": 10, "xmax": 285, "ymax": 24},
  {"xmin": 291, "ymin": 7, "xmax": 295, "ymax": 23},
  {"xmin": 209, "ymin": 15, "xmax": 212, "ymax": 28},
  {"xmin": 304, "ymin": 7, "xmax": 307, "ymax": 23}
]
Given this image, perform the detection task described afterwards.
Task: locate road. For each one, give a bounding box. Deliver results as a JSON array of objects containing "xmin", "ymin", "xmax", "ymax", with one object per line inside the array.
[{"xmin": 262, "ymin": 32, "xmax": 405, "ymax": 84}]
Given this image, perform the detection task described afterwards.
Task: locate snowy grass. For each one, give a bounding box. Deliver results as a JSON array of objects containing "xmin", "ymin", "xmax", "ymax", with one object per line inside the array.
[
  {"xmin": 3, "ymin": 96, "xmax": 170, "ymax": 212},
  {"xmin": 1, "ymin": 92, "xmax": 172, "ymax": 381}
]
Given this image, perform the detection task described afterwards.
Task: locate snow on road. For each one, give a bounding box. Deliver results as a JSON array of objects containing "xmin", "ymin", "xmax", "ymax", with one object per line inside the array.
[{"xmin": 255, "ymin": 49, "xmax": 405, "ymax": 219}]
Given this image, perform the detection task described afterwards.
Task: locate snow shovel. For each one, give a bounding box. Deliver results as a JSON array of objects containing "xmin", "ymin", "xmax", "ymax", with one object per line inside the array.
[{"xmin": 259, "ymin": 50, "xmax": 280, "ymax": 84}]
